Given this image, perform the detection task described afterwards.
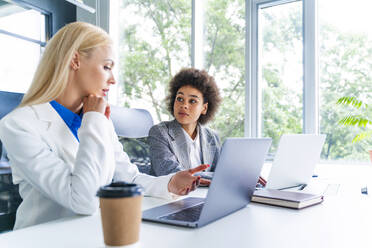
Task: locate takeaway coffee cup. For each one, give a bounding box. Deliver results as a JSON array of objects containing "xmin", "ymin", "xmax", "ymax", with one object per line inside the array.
[{"xmin": 97, "ymin": 182, "xmax": 143, "ymax": 247}]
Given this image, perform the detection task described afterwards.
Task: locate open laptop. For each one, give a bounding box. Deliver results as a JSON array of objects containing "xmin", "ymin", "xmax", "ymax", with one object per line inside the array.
[
  {"xmin": 265, "ymin": 134, "xmax": 326, "ymax": 190},
  {"xmin": 142, "ymin": 138, "xmax": 272, "ymax": 228}
]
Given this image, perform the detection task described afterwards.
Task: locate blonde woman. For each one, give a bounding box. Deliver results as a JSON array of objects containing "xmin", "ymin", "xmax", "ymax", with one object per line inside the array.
[{"xmin": 0, "ymin": 22, "xmax": 207, "ymax": 229}]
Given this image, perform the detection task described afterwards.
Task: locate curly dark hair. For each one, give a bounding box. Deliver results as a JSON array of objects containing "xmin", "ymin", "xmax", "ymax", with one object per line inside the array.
[{"xmin": 166, "ymin": 68, "xmax": 222, "ymax": 125}]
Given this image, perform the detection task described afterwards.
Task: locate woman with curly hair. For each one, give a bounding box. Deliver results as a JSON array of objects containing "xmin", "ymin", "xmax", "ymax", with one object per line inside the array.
[{"xmin": 148, "ymin": 68, "xmax": 222, "ymax": 177}]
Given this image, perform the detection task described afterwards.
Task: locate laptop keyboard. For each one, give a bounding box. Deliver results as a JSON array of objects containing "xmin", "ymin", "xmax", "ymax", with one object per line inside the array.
[{"xmin": 159, "ymin": 203, "xmax": 204, "ymax": 222}]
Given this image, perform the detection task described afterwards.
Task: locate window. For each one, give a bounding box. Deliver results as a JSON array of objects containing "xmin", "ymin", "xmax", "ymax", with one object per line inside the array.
[
  {"xmin": 110, "ymin": 0, "xmax": 371, "ymax": 163},
  {"xmin": 110, "ymin": 0, "xmax": 191, "ymax": 123},
  {"xmin": 318, "ymin": 0, "xmax": 372, "ymax": 161},
  {"xmin": 256, "ymin": 1, "xmax": 303, "ymax": 153},
  {"xmin": 203, "ymin": 0, "xmax": 245, "ymax": 141},
  {"xmin": 0, "ymin": 0, "xmax": 49, "ymax": 93}
]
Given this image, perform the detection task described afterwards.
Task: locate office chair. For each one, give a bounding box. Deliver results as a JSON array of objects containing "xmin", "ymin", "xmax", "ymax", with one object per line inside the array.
[
  {"xmin": 0, "ymin": 91, "xmax": 24, "ymax": 120},
  {"xmin": 0, "ymin": 91, "xmax": 24, "ymax": 161},
  {"xmin": 0, "ymin": 91, "xmax": 24, "ymax": 232},
  {"xmin": 110, "ymin": 105, "xmax": 153, "ymax": 138},
  {"xmin": 110, "ymin": 106, "xmax": 154, "ymax": 175}
]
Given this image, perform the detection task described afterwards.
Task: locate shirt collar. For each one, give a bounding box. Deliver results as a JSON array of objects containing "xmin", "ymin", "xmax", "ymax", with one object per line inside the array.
[
  {"xmin": 49, "ymin": 100, "xmax": 82, "ymax": 132},
  {"xmin": 182, "ymin": 125, "xmax": 200, "ymax": 144}
]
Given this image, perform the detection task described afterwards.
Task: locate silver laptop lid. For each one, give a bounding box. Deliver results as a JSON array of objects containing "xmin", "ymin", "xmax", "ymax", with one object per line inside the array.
[
  {"xmin": 266, "ymin": 134, "xmax": 326, "ymax": 189},
  {"xmin": 198, "ymin": 138, "xmax": 271, "ymax": 227}
]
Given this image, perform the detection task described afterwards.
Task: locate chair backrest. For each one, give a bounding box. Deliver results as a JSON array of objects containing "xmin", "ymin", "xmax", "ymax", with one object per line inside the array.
[
  {"xmin": 110, "ymin": 106, "xmax": 154, "ymax": 175},
  {"xmin": 0, "ymin": 91, "xmax": 24, "ymax": 161},
  {"xmin": 110, "ymin": 105, "xmax": 153, "ymax": 138},
  {"xmin": 0, "ymin": 91, "xmax": 24, "ymax": 120}
]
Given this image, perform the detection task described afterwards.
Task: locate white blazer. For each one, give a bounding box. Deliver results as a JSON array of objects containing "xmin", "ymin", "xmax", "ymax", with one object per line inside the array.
[{"xmin": 0, "ymin": 103, "xmax": 173, "ymax": 229}]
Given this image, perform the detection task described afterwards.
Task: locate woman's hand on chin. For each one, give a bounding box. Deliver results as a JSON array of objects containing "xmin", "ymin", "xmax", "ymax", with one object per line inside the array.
[
  {"xmin": 83, "ymin": 94, "xmax": 110, "ymax": 119},
  {"xmin": 168, "ymin": 164, "xmax": 211, "ymax": 195}
]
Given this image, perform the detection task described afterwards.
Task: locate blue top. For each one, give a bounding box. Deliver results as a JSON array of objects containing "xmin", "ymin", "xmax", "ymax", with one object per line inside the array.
[{"xmin": 49, "ymin": 100, "xmax": 83, "ymax": 141}]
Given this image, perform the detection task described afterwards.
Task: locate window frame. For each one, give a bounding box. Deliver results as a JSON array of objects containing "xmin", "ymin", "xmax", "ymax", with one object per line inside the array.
[
  {"xmin": 0, "ymin": 0, "xmax": 52, "ymax": 46},
  {"xmin": 247, "ymin": 0, "xmax": 318, "ymax": 137},
  {"xmin": 0, "ymin": 0, "xmax": 52, "ymax": 93}
]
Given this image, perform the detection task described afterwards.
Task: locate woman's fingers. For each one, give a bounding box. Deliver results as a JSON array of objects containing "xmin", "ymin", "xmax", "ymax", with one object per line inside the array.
[
  {"xmin": 188, "ymin": 164, "xmax": 210, "ymax": 175},
  {"xmin": 83, "ymin": 94, "xmax": 107, "ymax": 115},
  {"xmin": 169, "ymin": 167, "xmax": 211, "ymax": 195},
  {"xmin": 195, "ymin": 177, "xmax": 200, "ymax": 187},
  {"xmin": 190, "ymin": 178, "xmax": 198, "ymax": 191},
  {"xmin": 258, "ymin": 176, "xmax": 267, "ymax": 186},
  {"xmin": 178, "ymin": 187, "xmax": 189, "ymax": 195},
  {"xmin": 104, "ymin": 105, "xmax": 111, "ymax": 119},
  {"xmin": 199, "ymin": 178, "xmax": 211, "ymax": 186}
]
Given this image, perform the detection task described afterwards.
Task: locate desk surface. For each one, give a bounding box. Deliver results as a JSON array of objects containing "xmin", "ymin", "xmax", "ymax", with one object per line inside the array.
[{"xmin": 1, "ymin": 164, "xmax": 372, "ymax": 248}]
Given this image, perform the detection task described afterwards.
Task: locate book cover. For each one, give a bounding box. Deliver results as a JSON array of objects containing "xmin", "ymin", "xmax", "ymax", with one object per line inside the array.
[{"xmin": 251, "ymin": 189, "xmax": 323, "ymax": 209}]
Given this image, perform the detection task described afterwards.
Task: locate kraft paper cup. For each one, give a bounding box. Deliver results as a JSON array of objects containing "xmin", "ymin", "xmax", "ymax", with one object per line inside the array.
[{"xmin": 97, "ymin": 182, "xmax": 143, "ymax": 247}]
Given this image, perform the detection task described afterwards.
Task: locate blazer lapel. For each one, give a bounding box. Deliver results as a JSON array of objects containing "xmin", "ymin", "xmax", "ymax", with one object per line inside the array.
[
  {"xmin": 168, "ymin": 120, "xmax": 192, "ymax": 169},
  {"xmin": 32, "ymin": 103, "xmax": 79, "ymax": 168},
  {"xmin": 200, "ymin": 125, "xmax": 214, "ymax": 169}
]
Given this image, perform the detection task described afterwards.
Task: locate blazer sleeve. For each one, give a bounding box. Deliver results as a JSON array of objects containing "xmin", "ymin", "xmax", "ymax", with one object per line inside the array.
[
  {"xmin": 148, "ymin": 125, "xmax": 184, "ymax": 176},
  {"xmin": 211, "ymin": 130, "xmax": 221, "ymax": 171},
  {"xmin": 0, "ymin": 111, "xmax": 116, "ymax": 215},
  {"xmin": 110, "ymin": 125, "xmax": 174, "ymax": 199}
]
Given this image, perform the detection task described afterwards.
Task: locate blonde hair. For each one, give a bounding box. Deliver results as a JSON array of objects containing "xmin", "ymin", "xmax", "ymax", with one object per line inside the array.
[{"xmin": 20, "ymin": 22, "xmax": 112, "ymax": 107}]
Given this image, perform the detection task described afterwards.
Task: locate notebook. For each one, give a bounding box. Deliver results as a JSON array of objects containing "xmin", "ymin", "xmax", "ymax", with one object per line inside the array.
[
  {"xmin": 252, "ymin": 189, "xmax": 323, "ymax": 209},
  {"xmin": 265, "ymin": 134, "xmax": 326, "ymax": 190},
  {"xmin": 142, "ymin": 138, "xmax": 272, "ymax": 228}
]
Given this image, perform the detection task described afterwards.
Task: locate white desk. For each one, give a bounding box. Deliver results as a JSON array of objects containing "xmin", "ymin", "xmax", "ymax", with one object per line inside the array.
[{"xmin": 1, "ymin": 164, "xmax": 372, "ymax": 248}]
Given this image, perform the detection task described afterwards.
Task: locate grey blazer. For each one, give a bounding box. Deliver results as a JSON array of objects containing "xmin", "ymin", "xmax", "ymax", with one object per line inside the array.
[{"xmin": 148, "ymin": 119, "xmax": 221, "ymax": 176}]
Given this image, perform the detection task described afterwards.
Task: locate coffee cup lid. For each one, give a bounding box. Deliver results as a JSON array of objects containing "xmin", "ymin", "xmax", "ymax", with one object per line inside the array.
[{"xmin": 96, "ymin": 181, "xmax": 143, "ymax": 198}]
